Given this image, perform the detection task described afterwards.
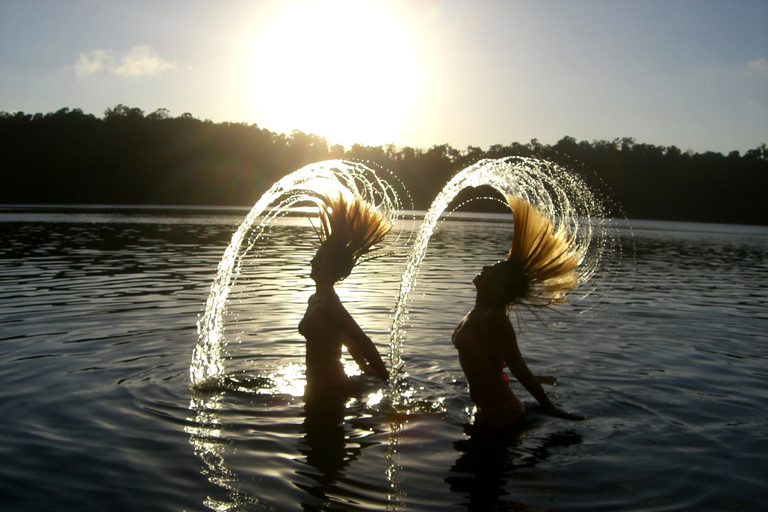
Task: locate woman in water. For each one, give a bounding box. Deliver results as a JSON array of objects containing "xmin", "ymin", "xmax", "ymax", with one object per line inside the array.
[
  {"xmin": 299, "ymin": 192, "xmax": 390, "ymax": 398},
  {"xmin": 453, "ymin": 195, "xmax": 586, "ymax": 429}
]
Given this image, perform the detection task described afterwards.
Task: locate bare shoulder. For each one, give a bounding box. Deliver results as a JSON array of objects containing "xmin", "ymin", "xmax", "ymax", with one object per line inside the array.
[
  {"xmin": 453, "ymin": 307, "xmax": 511, "ymax": 350},
  {"xmin": 467, "ymin": 307, "xmax": 512, "ymax": 333},
  {"xmin": 307, "ymin": 290, "xmax": 341, "ymax": 309}
]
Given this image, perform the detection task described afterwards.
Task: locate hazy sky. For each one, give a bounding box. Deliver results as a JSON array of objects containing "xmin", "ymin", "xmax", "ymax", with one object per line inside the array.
[{"xmin": 2, "ymin": 0, "xmax": 766, "ymax": 154}]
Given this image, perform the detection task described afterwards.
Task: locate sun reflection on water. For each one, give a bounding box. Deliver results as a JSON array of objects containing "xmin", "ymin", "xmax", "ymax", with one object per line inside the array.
[
  {"xmin": 366, "ymin": 389, "xmax": 384, "ymax": 407},
  {"xmin": 262, "ymin": 362, "xmax": 306, "ymax": 397}
]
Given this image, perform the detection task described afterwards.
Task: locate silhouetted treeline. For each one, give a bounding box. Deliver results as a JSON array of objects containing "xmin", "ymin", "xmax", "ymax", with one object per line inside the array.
[{"xmin": 2, "ymin": 106, "xmax": 767, "ymax": 225}]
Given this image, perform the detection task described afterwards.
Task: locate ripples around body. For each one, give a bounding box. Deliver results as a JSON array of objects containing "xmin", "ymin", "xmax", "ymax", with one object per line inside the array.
[{"xmin": 1, "ymin": 207, "xmax": 767, "ymax": 511}]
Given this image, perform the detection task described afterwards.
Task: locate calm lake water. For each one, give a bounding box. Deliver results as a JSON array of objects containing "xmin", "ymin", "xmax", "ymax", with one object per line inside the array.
[{"xmin": 1, "ymin": 205, "xmax": 766, "ymax": 511}]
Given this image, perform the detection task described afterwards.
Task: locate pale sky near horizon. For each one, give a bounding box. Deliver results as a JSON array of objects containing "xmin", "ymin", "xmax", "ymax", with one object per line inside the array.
[{"xmin": 1, "ymin": 0, "xmax": 766, "ymax": 154}]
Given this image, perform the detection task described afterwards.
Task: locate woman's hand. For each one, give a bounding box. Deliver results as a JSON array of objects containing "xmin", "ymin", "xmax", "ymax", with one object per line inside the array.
[
  {"xmin": 360, "ymin": 362, "xmax": 388, "ymax": 382},
  {"xmin": 536, "ymin": 375, "xmax": 557, "ymax": 384},
  {"xmin": 545, "ymin": 405, "xmax": 586, "ymax": 421}
]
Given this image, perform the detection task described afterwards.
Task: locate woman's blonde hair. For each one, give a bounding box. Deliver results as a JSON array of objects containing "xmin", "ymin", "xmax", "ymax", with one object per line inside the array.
[
  {"xmin": 501, "ymin": 194, "xmax": 581, "ymax": 308},
  {"xmin": 314, "ymin": 192, "xmax": 392, "ymax": 282}
]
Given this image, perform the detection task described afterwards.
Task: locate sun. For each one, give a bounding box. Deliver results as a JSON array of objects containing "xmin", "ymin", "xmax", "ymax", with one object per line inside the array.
[{"xmin": 243, "ymin": 0, "xmax": 421, "ymax": 146}]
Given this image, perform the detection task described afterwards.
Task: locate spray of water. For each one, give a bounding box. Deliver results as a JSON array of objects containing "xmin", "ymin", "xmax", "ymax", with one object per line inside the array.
[
  {"xmin": 190, "ymin": 160, "xmax": 411, "ymax": 389},
  {"xmin": 388, "ymin": 156, "xmax": 620, "ymax": 389},
  {"xmin": 187, "ymin": 156, "xmax": 624, "ymax": 507}
]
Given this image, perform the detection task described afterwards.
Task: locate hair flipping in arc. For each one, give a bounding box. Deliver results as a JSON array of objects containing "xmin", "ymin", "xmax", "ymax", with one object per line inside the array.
[
  {"xmin": 502, "ymin": 194, "xmax": 582, "ymax": 310},
  {"xmin": 314, "ymin": 192, "xmax": 392, "ymax": 282}
]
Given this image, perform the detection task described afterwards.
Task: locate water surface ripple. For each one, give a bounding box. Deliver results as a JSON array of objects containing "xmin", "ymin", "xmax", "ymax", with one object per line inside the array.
[{"xmin": 1, "ymin": 208, "xmax": 766, "ymax": 511}]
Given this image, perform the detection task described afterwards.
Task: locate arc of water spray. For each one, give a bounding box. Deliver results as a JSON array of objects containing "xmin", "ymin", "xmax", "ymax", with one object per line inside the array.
[
  {"xmin": 191, "ymin": 160, "xmax": 409, "ymax": 388},
  {"xmin": 188, "ymin": 160, "xmax": 412, "ymax": 509},
  {"xmin": 387, "ymin": 156, "xmax": 607, "ymax": 387}
]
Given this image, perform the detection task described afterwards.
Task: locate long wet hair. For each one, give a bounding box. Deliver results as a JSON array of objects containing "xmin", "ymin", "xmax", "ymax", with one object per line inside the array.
[
  {"xmin": 499, "ymin": 195, "xmax": 582, "ymax": 310},
  {"xmin": 313, "ymin": 192, "xmax": 392, "ymax": 283}
]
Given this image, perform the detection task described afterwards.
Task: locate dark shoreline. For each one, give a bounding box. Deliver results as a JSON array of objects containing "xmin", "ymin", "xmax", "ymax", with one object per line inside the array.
[{"xmin": 2, "ymin": 107, "xmax": 767, "ymax": 226}]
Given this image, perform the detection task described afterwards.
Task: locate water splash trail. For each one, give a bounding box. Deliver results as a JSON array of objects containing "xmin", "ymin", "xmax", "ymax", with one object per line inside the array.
[
  {"xmin": 388, "ymin": 156, "xmax": 616, "ymax": 394},
  {"xmin": 188, "ymin": 160, "xmax": 412, "ymax": 509},
  {"xmin": 191, "ymin": 159, "xmax": 410, "ymax": 389}
]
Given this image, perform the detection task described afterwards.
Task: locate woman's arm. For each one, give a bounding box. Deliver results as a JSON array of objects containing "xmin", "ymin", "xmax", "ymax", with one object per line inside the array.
[
  {"xmin": 330, "ymin": 297, "xmax": 389, "ymax": 382},
  {"xmin": 497, "ymin": 318, "xmax": 585, "ymax": 420}
]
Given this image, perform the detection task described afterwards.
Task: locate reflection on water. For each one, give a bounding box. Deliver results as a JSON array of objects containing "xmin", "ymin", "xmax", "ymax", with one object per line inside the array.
[
  {"xmin": 181, "ymin": 212, "xmax": 767, "ymax": 511},
  {"xmin": 447, "ymin": 423, "xmax": 582, "ymax": 510},
  {"xmin": 298, "ymin": 393, "xmax": 392, "ymax": 510},
  {"xmin": 1, "ymin": 207, "xmax": 767, "ymax": 511},
  {"xmin": 187, "ymin": 393, "xmax": 248, "ymax": 511},
  {"xmin": 186, "ymin": 376, "xmax": 402, "ymax": 511}
]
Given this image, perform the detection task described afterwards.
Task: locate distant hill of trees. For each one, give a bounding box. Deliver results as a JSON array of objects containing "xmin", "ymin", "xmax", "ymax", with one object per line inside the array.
[{"xmin": 2, "ymin": 105, "xmax": 766, "ymax": 225}]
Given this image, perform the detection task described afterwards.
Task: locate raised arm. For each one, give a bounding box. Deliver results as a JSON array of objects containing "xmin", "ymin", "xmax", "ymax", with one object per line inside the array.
[{"xmin": 496, "ymin": 318, "xmax": 584, "ymax": 421}]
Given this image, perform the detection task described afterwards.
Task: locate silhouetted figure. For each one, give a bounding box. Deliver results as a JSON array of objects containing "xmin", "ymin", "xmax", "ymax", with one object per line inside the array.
[
  {"xmin": 453, "ymin": 195, "xmax": 586, "ymax": 430},
  {"xmin": 299, "ymin": 193, "xmax": 390, "ymax": 398}
]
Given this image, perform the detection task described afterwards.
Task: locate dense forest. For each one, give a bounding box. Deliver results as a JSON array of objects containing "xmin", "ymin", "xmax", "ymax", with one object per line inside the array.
[{"xmin": 2, "ymin": 105, "xmax": 767, "ymax": 225}]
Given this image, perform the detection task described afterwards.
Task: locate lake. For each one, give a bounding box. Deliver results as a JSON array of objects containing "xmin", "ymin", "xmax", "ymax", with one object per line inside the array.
[{"xmin": 1, "ymin": 205, "xmax": 766, "ymax": 511}]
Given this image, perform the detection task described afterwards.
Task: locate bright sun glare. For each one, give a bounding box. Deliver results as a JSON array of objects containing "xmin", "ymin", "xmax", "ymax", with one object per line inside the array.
[{"xmin": 245, "ymin": 0, "xmax": 421, "ymax": 146}]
